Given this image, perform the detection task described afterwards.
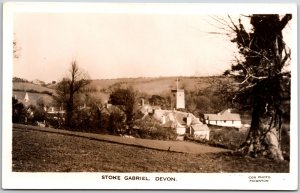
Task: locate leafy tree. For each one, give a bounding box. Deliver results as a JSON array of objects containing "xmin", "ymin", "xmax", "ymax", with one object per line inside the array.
[
  {"xmin": 185, "ymin": 78, "xmax": 230, "ymax": 116},
  {"xmin": 133, "ymin": 116, "xmax": 177, "ymax": 140},
  {"xmin": 108, "ymin": 108, "xmax": 126, "ymax": 134},
  {"xmin": 109, "ymin": 87, "xmax": 137, "ymax": 133},
  {"xmin": 28, "ymin": 104, "xmax": 47, "ymax": 124},
  {"xmin": 53, "ymin": 60, "xmax": 91, "ymax": 128},
  {"xmin": 224, "ymin": 14, "xmax": 292, "ymax": 160},
  {"xmin": 148, "ymin": 95, "xmax": 170, "ymax": 109},
  {"xmin": 13, "ymin": 77, "xmax": 28, "ymax": 83}
]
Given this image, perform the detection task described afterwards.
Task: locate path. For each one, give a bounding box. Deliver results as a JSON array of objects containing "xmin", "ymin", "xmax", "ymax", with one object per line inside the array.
[{"xmin": 13, "ymin": 124, "xmax": 229, "ymax": 154}]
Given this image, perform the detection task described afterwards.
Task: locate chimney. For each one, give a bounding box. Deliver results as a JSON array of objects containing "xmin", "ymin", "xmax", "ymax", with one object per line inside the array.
[{"xmin": 186, "ymin": 113, "xmax": 192, "ymax": 126}]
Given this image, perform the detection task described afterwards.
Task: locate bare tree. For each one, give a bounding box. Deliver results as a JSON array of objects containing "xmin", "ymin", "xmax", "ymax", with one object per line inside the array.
[
  {"xmin": 223, "ymin": 14, "xmax": 292, "ymax": 160},
  {"xmin": 13, "ymin": 39, "xmax": 21, "ymax": 59},
  {"xmin": 53, "ymin": 60, "xmax": 91, "ymax": 128}
]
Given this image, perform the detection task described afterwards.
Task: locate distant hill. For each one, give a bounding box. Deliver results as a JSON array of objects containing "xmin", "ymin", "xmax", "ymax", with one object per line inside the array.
[
  {"xmin": 13, "ymin": 81, "xmax": 56, "ymax": 106},
  {"xmin": 89, "ymin": 76, "xmax": 224, "ymax": 95},
  {"xmin": 13, "ymin": 82, "xmax": 55, "ymax": 94},
  {"xmin": 13, "ymin": 76, "xmax": 228, "ymax": 107}
]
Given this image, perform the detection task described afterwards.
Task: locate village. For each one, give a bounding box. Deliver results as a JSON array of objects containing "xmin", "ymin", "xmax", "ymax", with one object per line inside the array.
[
  {"xmin": 13, "ymin": 77, "xmax": 250, "ymax": 143},
  {"xmin": 8, "ymin": 11, "xmax": 293, "ymax": 179}
]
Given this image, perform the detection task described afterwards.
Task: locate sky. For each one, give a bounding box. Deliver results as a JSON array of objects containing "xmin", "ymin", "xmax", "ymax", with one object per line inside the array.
[{"xmin": 13, "ymin": 11, "xmax": 292, "ymax": 83}]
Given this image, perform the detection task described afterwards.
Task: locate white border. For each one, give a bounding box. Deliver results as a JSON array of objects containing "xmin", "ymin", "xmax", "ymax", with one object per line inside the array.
[{"xmin": 2, "ymin": 2, "xmax": 298, "ymax": 190}]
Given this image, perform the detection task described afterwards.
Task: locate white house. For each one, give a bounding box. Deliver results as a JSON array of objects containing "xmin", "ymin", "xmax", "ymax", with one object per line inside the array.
[{"xmin": 204, "ymin": 109, "xmax": 242, "ymax": 128}]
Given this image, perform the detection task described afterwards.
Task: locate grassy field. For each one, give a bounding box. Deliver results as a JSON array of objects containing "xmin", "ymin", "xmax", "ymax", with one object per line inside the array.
[
  {"xmin": 13, "ymin": 127, "xmax": 289, "ymax": 173},
  {"xmin": 13, "ymin": 82, "xmax": 54, "ymax": 93},
  {"xmin": 90, "ymin": 76, "xmax": 219, "ymax": 94},
  {"xmin": 13, "ymin": 91, "xmax": 53, "ymax": 106},
  {"xmin": 14, "ymin": 76, "xmax": 214, "ymax": 96}
]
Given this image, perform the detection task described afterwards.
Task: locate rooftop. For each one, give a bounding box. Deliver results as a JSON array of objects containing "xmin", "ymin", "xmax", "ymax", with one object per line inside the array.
[{"xmin": 204, "ymin": 109, "xmax": 241, "ymax": 121}]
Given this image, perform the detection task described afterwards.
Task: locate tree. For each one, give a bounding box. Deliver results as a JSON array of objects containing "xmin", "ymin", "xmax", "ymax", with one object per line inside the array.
[
  {"xmin": 53, "ymin": 60, "xmax": 91, "ymax": 128},
  {"xmin": 13, "ymin": 38, "xmax": 21, "ymax": 59},
  {"xmin": 12, "ymin": 97, "xmax": 25, "ymax": 123},
  {"xmin": 109, "ymin": 87, "xmax": 137, "ymax": 133},
  {"xmin": 224, "ymin": 14, "xmax": 292, "ymax": 160},
  {"xmin": 148, "ymin": 95, "xmax": 171, "ymax": 109}
]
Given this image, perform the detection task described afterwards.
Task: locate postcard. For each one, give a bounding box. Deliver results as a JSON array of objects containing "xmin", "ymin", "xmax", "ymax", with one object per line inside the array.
[{"xmin": 2, "ymin": 2, "xmax": 298, "ymax": 190}]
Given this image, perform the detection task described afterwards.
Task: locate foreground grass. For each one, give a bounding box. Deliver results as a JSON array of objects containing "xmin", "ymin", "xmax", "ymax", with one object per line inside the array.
[{"xmin": 13, "ymin": 128, "xmax": 289, "ymax": 172}]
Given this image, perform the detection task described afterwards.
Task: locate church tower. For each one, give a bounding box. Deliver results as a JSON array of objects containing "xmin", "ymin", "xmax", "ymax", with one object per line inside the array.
[{"xmin": 171, "ymin": 78, "xmax": 185, "ymax": 109}]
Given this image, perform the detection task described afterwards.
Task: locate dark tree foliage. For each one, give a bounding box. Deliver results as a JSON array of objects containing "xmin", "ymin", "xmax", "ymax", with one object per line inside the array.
[
  {"xmin": 226, "ymin": 14, "xmax": 292, "ymax": 160},
  {"xmin": 108, "ymin": 109, "xmax": 126, "ymax": 134},
  {"xmin": 185, "ymin": 77, "xmax": 231, "ymax": 116},
  {"xmin": 13, "ymin": 77, "xmax": 29, "ymax": 83},
  {"xmin": 12, "ymin": 97, "xmax": 25, "ymax": 123},
  {"xmin": 53, "ymin": 61, "xmax": 91, "ymax": 129},
  {"xmin": 148, "ymin": 95, "xmax": 171, "ymax": 109},
  {"xmin": 28, "ymin": 105, "xmax": 47, "ymax": 124},
  {"xmin": 109, "ymin": 87, "xmax": 137, "ymax": 133}
]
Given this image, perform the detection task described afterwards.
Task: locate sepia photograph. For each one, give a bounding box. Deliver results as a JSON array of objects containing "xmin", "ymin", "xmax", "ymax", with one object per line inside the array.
[{"xmin": 2, "ymin": 2, "xmax": 298, "ymax": 190}]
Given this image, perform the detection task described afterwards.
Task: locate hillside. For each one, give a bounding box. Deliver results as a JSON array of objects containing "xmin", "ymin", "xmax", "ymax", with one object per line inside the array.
[
  {"xmin": 13, "ymin": 91, "xmax": 53, "ymax": 106},
  {"xmin": 89, "ymin": 76, "xmax": 226, "ymax": 95},
  {"xmin": 14, "ymin": 76, "xmax": 226, "ymax": 95},
  {"xmin": 13, "ymin": 82, "xmax": 55, "ymax": 94},
  {"xmin": 13, "ymin": 76, "xmax": 231, "ymax": 109}
]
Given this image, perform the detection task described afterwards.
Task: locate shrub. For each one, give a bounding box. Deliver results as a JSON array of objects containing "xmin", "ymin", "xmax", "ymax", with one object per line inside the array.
[
  {"xmin": 209, "ymin": 125, "xmax": 248, "ymax": 149},
  {"xmin": 133, "ymin": 116, "xmax": 177, "ymax": 140},
  {"xmin": 67, "ymin": 105, "xmax": 111, "ymax": 134},
  {"xmin": 108, "ymin": 109, "xmax": 126, "ymax": 134}
]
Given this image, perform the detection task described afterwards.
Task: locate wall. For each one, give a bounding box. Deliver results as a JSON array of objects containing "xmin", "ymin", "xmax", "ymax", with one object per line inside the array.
[
  {"xmin": 205, "ymin": 120, "xmax": 242, "ymax": 128},
  {"xmin": 176, "ymin": 127, "xmax": 186, "ymax": 135},
  {"xmin": 176, "ymin": 90, "xmax": 185, "ymax": 109},
  {"xmin": 194, "ymin": 130, "xmax": 210, "ymax": 140}
]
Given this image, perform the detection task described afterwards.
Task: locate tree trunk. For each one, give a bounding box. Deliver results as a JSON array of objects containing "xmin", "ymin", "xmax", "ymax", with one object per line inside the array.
[
  {"xmin": 66, "ymin": 94, "xmax": 74, "ymax": 129},
  {"xmin": 239, "ymin": 96, "xmax": 284, "ymax": 160}
]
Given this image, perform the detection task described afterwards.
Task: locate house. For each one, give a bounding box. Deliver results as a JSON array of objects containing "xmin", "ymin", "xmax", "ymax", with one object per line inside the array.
[
  {"xmin": 47, "ymin": 106, "xmax": 66, "ymax": 117},
  {"xmin": 99, "ymin": 102, "xmax": 123, "ymax": 116},
  {"xmin": 136, "ymin": 88, "xmax": 210, "ymax": 140},
  {"xmin": 203, "ymin": 109, "xmax": 242, "ymax": 128},
  {"xmin": 151, "ymin": 109, "xmax": 210, "ymax": 140},
  {"xmin": 32, "ymin": 79, "xmax": 45, "ymax": 85}
]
